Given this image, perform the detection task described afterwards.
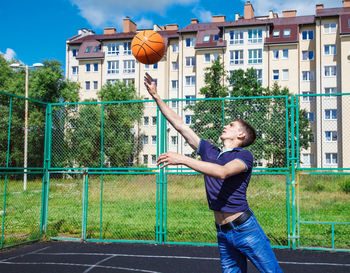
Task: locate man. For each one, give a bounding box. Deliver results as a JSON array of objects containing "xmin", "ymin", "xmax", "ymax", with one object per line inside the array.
[{"xmin": 144, "ymin": 72, "xmax": 282, "ymax": 273}]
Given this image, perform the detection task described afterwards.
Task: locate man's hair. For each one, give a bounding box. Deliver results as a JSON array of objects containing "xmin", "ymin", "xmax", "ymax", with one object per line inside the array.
[{"xmin": 234, "ymin": 119, "xmax": 256, "ymax": 148}]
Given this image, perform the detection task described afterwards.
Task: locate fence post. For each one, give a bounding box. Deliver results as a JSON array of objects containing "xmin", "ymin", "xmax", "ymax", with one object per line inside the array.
[
  {"xmin": 81, "ymin": 170, "xmax": 89, "ymax": 240},
  {"xmin": 40, "ymin": 104, "xmax": 52, "ymax": 234},
  {"xmin": 287, "ymin": 95, "xmax": 298, "ymax": 249}
]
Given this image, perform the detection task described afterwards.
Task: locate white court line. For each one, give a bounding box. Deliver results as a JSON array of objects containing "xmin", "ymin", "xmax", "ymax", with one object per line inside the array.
[
  {"xmin": 22, "ymin": 251, "xmax": 350, "ymax": 267},
  {"xmin": 0, "ymin": 246, "xmax": 51, "ymax": 262},
  {"xmin": 0, "ymin": 261, "xmax": 161, "ymax": 273},
  {"xmin": 83, "ymin": 255, "xmax": 115, "ymax": 273}
]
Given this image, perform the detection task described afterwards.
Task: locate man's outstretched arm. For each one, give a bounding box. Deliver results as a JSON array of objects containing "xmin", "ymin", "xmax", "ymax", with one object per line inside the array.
[{"xmin": 144, "ymin": 72, "xmax": 200, "ymax": 150}]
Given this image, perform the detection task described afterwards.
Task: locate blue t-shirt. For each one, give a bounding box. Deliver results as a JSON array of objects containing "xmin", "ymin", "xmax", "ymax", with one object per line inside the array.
[{"xmin": 197, "ymin": 139, "xmax": 254, "ymax": 213}]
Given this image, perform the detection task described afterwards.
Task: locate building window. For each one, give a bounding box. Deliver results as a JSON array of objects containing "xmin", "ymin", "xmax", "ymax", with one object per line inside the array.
[
  {"xmin": 185, "ymin": 76, "xmax": 196, "ymax": 86},
  {"xmin": 93, "ymin": 81, "xmax": 98, "ymax": 90},
  {"xmin": 93, "ymin": 46, "xmax": 99, "ymax": 53},
  {"xmin": 107, "ymin": 43, "xmax": 119, "ymax": 55},
  {"xmin": 325, "ymin": 131, "xmax": 338, "ymax": 142},
  {"xmin": 171, "ymin": 80, "xmax": 178, "ymax": 90},
  {"xmin": 306, "ymin": 112, "xmax": 314, "ymax": 122},
  {"xmin": 324, "ymin": 23, "xmax": 337, "ymax": 34},
  {"xmin": 185, "ymin": 115, "xmax": 193, "ymax": 125},
  {"xmin": 171, "ymin": 101, "xmax": 178, "ymax": 108},
  {"xmin": 107, "ymin": 61, "xmax": 119, "ymax": 74},
  {"xmin": 229, "ymin": 31, "xmax": 243, "ymax": 44},
  {"xmin": 248, "ymin": 49, "xmax": 262, "ymax": 64},
  {"xmin": 142, "ymin": 135, "xmax": 149, "ymax": 145},
  {"xmin": 325, "ymin": 153, "xmax": 338, "ymax": 165},
  {"xmin": 186, "ymin": 57, "xmax": 196, "ymax": 67},
  {"xmin": 325, "ymin": 109, "xmax": 337, "ymax": 120},
  {"xmin": 172, "ymin": 43, "xmax": 179, "ymax": 52},
  {"xmin": 324, "ymin": 44, "xmax": 337, "ymax": 55},
  {"xmin": 151, "ymin": 155, "xmax": 157, "ymax": 165},
  {"xmin": 153, "ymin": 63, "xmax": 158, "ymax": 69},
  {"xmin": 85, "ymin": 81, "xmax": 90, "ymax": 91},
  {"xmin": 123, "ymin": 42, "xmax": 131, "ymax": 55},
  {"xmin": 324, "ymin": 87, "xmax": 337, "ymax": 96},
  {"xmin": 204, "ymin": 53, "xmax": 210, "ymax": 63},
  {"xmin": 143, "ymin": 116, "xmax": 149, "ymax": 125},
  {"xmin": 213, "ymin": 34, "xmax": 220, "ymax": 41},
  {"xmin": 324, "ymin": 66, "xmax": 337, "ymax": 77},
  {"xmin": 302, "ymin": 51, "xmax": 314, "ymax": 60},
  {"xmin": 72, "ymin": 66, "xmax": 78, "ymax": 75},
  {"xmin": 302, "ymin": 71, "xmax": 314, "ymax": 81},
  {"xmin": 152, "ymin": 116, "xmax": 157, "ymax": 126},
  {"xmin": 273, "ymin": 30, "xmax": 280, "ymax": 37},
  {"xmin": 282, "ymin": 69, "xmax": 289, "ymax": 80},
  {"xmin": 93, "ymin": 63, "xmax": 98, "ymax": 72},
  {"xmin": 123, "ymin": 60, "xmax": 135, "ymax": 73},
  {"xmin": 86, "ymin": 63, "xmax": 91, "ymax": 72},
  {"xmin": 248, "ymin": 29, "xmax": 263, "ymax": 44},
  {"xmin": 186, "ymin": 38, "xmax": 195, "ymax": 47},
  {"xmin": 143, "ymin": 155, "xmax": 148, "ymax": 164},
  {"xmin": 123, "ymin": 78, "xmax": 135, "ymax": 86},
  {"xmin": 302, "ymin": 30, "xmax": 314, "ymax": 40},
  {"xmin": 172, "ymin": 62, "xmax": 179, "ymax": 71},
  {"xmin": 185, "ymin": 95, "xmax": 196, "ymax": 105},
  {"xmin": 203, "ymin": 35, "xmax": 210, "ymax": 42},
  {"xmin": 72, "ymin": 49, "xmax": 78, "ymax": 57},
  {"xmin": 255, "ymin": 69, "xmax": 262, "ymax": 83},
  {"xmin": 302, "ymin": 154, "xmax": 314, "ymax": 165},
  {"xmin": 213, "ymin": 53, "xmax": 220, "ymax": 61},
  {"xmin": 171, "ymin": 136, "xmax": 178, "ymax": 145},
  {"xmin": 348, "ymin": 19, "xmax": 350, "ymax": 28},
  {"xmin": 283, "ymin": 29, "xmax": 291, "ymax": 37},
  {"xmin": 152, "ymin": 135, "xmax": 157, "ymax": 145},
  {"xmin": 144, "ymin": 64, "xmax": 150, "ymax": 70},
  {"xmin": 302, "ymin": 91, "xmax": 315, "ymax": 102},
  {"xmin": 273, "ymin": 70, "xmax": 279, "ymax": 80},
  {"xmin": 230, "ymin": 50, "xmax": 243, "ymax": 65},
  {"xmin": 273, "ymin": 50, "xmax": 279, "ymax": 60},
  {"xmin": 85, "ymin": 46, "xmax": 92, "ymax": 53},
  {"xmin": 282, "ymin": 49, "xmax": 289, "ymax": 59}
]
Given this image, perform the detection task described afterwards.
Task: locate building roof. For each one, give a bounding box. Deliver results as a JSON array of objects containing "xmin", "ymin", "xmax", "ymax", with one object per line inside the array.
[
  {"xmin": 194, "ymin": 29, "xmax": 226, "ymax": 49},
  {"xmin": 340, "ymin": 13, "xmax": 350, "ymax": 34},
  {"xmin": 316, "ymin": 7, "xmax": 350, "ymax": 17},
  {"xmin": 265, "ymin": 24, "xmax": 299, "ymax": 45},
  {"xmin": 76, "ymin": 40, "xmax": 104, "ymax": 60}
]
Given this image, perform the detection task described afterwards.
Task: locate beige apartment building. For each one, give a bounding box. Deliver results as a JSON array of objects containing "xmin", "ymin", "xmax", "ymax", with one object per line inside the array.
[{"xmin": 66, "ymin": 1, "xmax": 350, "ymax": 168}]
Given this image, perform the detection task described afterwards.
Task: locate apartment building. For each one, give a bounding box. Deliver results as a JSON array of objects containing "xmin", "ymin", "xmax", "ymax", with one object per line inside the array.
[{"xmin": 66, "ymin": 1, "xmax": 350, "ymax": 168}]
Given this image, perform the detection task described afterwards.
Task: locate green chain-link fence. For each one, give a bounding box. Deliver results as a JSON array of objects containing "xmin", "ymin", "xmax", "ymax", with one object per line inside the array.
[{"xmin": 0, "ymin": 90, "xmax": 349, "ymax": 252}]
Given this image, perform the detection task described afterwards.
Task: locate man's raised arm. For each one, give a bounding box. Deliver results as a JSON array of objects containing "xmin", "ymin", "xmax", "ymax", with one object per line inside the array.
[{"xmin": 144, "ymin": 73, "xmax": 200, "ymax": 151}]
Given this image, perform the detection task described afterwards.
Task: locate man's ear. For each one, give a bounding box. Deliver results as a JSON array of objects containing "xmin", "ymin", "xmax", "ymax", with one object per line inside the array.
[{"xmin": 237, "ymin": 131, "xmax": 246, "ymax": 141}]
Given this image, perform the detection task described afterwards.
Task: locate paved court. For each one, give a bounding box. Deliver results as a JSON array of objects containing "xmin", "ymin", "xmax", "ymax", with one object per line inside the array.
[{"xmin": 0, "ymin": 241, "xmax": 349, "ymax": 272}]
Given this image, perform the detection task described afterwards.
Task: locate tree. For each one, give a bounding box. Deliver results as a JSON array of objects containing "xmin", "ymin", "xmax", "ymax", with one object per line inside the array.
[
  {"xmin": 187, "ymin": 56, "xmax": 228, "ymax": 146},
  {"xmin": 0, "ymin": 56, "xmax": 80, "ymax": 168},
  {"xmin": 67, "ymin": 81, "xmax": 144, "ymax": 168}
]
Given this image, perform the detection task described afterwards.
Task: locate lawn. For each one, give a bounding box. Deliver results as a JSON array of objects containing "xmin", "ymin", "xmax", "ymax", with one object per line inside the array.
[{"xmin": 0, "ymin": 173, "xmax": 349, "ymax": 249}]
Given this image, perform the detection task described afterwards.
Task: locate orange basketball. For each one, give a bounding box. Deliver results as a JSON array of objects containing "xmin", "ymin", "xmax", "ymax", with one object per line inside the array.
[{"xmin": 131, "ymin": 30, "xmax": 165, "ymax": 65}]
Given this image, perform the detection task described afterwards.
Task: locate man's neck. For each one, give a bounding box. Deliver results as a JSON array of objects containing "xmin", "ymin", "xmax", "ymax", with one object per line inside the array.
[{"xmin": 222, "ymin": 139, "xmax": 241, "ymax": 151}]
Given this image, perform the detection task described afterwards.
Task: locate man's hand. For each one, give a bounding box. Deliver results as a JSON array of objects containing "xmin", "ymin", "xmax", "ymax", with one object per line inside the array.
[
  {"xmin": 144, "ymin": 72, "xmax": 158, "ymax": 98},
  {"xmin": 157, "ymin": 152, "xmax": 185, "ymax": 169}
]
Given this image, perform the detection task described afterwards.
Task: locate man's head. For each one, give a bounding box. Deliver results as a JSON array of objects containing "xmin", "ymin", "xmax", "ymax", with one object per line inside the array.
[{"xmin": 220, "ymin": 119, "xmax": 256, "ymax": 148}]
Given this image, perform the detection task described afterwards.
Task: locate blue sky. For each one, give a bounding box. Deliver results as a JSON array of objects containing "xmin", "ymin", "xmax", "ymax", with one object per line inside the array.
[{"xmin": 0, "ymin": 0, "xmax": 340, "ymax": 69}]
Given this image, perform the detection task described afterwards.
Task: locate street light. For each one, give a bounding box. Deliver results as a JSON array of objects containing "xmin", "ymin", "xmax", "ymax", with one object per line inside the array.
[{"xmin": 9, "ymin": 62, "xmax": 44, "ymax": 190}]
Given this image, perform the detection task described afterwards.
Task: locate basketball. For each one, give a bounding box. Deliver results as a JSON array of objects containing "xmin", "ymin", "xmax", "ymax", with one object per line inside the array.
[{"xmin": 131, "ymin": 30, "xmax": 166, "ymax": 65}]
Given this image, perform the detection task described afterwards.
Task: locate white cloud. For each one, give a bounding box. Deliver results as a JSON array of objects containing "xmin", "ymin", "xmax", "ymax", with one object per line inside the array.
[
  {"xmin": 136, "ymin": 18, "xmax": 154, "ymax": 29},
  {"xmin": 193, "ymin": 8, "xmax": 212, "ymax": 23},
  {"xmin": 246, "ymin": 0, "xmax": 340, "ymax": 16},
  {"xmin": 0, "ymin": 48, "xmax": 17, "ymax": 62},
  {"xmin": 70, "ymin": 0, "xmax": 197, "ymax": 29}
]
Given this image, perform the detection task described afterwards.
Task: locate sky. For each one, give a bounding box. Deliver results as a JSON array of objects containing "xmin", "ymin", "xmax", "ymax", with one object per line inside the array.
[{"xmin": 0, "ymin": 0, "xmax": 341, "ymax": 69}]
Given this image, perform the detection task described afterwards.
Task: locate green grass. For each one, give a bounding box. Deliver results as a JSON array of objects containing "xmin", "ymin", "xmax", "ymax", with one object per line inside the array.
[{"xmin": 0, "ymin": 174, "xmax": 349, "ymax": 249}]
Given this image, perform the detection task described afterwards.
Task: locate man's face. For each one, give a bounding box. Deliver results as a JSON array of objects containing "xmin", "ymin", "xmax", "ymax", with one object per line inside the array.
[{"xmin": 220, "ymin": 121, "xmax": 244, "ymax": 141}]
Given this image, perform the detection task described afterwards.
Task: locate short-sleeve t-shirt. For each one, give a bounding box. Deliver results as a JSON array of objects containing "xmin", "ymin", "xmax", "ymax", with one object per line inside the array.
[{"xmin": 197, "ymin": 139, "xmax": 254, "ymax": 213}]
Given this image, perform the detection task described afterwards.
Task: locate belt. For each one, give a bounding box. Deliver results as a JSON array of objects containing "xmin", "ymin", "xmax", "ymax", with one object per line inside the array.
[{"xmin": 215, "ymin": 210, "xmax": 253, "ymax": 231}]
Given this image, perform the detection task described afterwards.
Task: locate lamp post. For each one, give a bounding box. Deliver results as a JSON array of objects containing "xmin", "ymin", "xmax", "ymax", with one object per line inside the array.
[{"xmin": 9, "ymin": 62, "xmax": 44, "ymax": 190}]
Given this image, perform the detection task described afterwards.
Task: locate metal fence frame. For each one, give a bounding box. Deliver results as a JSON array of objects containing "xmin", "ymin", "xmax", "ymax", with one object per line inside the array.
[{"xmin": 0, "ymin": 90, "xmax": 349, "ymax": 252}]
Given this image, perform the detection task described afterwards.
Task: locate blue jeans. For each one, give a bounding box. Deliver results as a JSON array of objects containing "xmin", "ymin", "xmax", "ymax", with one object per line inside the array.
[{"xmin": 216, "ymin": 211, "xmax": 283, "ymax": 273}]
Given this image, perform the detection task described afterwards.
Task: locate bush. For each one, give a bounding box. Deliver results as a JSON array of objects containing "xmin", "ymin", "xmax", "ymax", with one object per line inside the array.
[
  {"xmin": 304, "ymin": 181, "xmax": 325, "ymax": 192},
  {"xmin": 339, "ymin": 179, "xmax": 350, "ymax": 194}
]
